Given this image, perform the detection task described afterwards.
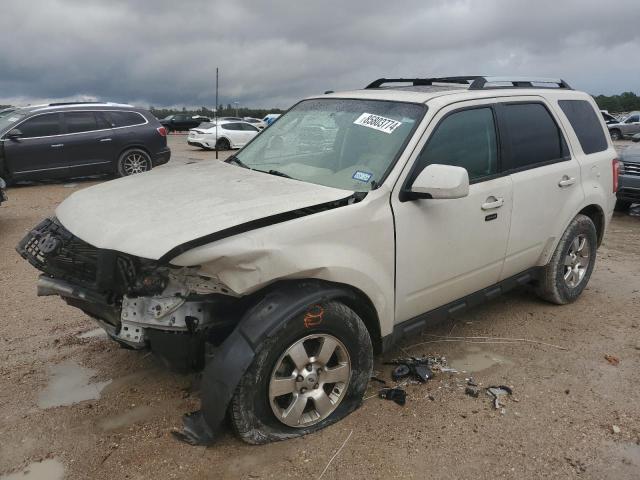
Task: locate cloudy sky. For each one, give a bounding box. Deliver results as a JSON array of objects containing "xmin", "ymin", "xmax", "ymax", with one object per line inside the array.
[{"xmin": 1, "ymin": 0, "xmax": 639, "ymax": 109}]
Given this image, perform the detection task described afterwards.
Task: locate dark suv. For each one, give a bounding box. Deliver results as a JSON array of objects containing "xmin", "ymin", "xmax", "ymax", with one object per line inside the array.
[
  {"xmin": 159, "ymin": 114, "xmax": 209, "ymax": 132},
  {"xmin": 0, "ymin": 102, "xmax": 171, "ymax": 183}
]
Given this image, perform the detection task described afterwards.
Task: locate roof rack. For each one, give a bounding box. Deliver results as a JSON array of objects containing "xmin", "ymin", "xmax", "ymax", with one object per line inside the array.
[
  {"xmin": 47, "ymin": 101, "xmax": 104, "ymax": 106},
  {"xmin": 365, "ymin": 76, "xmax": 572, "ymax": 90}
]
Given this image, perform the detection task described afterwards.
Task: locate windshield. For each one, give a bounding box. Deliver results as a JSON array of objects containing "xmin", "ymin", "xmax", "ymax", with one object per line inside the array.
[
  {"xmin": 236, "ymin": 99, "xmax": 425, "ymax": 191},
  {"xmin": 0, "ymin": 109, "xmax": 27, "ymax": 134}
]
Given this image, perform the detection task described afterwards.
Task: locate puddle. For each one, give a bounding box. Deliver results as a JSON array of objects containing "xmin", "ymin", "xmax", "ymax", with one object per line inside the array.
[
  {"xmin": 38, "ymin": 360, "xmax": 112, "ymax": 409},
  {"xmin": 77, "ymin": 327, "xmax": 108, "ymax": 339},
  {"xmin": 98, "ymin": 405, "xmax": 155, "ymax": 431},
  {"xmin": 0, "ymin": 458, "xmax": 65, "ymax": 480},
  {"xmin": 449, "ymin": 347, "xmax": 513, "ymax": 372}
]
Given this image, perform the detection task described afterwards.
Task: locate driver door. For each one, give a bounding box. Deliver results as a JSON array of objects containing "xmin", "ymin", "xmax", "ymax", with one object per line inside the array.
[{"xmin": 391, "ymin": 101, "xmax": 513, "ymax": 323}]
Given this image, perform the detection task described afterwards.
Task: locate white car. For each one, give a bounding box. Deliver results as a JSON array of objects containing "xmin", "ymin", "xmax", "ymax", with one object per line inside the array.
[
  {"xmin": 243, "ymin": 117, "xmax": 267, "ymax": 130},
  {"xmin": 187, "ymin": 120, "xmax": 260, "ymax": 150},
  {"xmin": 18, "ymin": 76, "xmax": 616, "ymax": 446}
]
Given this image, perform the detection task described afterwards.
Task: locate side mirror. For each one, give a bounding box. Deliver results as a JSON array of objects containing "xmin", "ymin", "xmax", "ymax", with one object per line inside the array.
[
  {"xmin": 402, "ymin": 164, "xmax": 469, "ymax": 201},
  {"xmin": 7, "ymin": 128, "xmax": 23, "ymax": 140}
]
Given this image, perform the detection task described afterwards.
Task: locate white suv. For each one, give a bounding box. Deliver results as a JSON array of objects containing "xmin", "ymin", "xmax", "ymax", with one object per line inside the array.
[{"xmin": 18, "ymin": 76, "xmax": 618, "ymax": 445}]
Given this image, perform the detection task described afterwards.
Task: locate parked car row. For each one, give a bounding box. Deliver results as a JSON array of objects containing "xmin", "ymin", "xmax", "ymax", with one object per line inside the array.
[{"xmin": 0, "ymin": 102, "xmax": 170, "ymax": 183}]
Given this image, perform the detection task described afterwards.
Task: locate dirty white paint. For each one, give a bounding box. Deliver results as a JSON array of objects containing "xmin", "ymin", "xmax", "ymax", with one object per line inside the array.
[
  {"xmin": 38, "ymin": 360, "xmax": 112, "ymax": 409},
  {"xmin": 0, "ymin": 458, "xmax": 65, "ymax": 480}
]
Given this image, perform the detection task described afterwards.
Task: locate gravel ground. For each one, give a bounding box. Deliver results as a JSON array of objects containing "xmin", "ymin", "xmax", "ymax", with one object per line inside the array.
[{"xmin": 0, "ymin": 137, "xmax": 639, "ymax": 479}]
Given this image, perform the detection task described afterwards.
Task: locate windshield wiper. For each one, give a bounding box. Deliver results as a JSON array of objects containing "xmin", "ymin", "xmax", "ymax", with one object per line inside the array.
[
  {"xmin": 225, "ymin": 155, "xmax": 250, "ymax": 169},
  {"xmin": 264, "ymin": 169, "xmax": 293, "ymax": 179}
]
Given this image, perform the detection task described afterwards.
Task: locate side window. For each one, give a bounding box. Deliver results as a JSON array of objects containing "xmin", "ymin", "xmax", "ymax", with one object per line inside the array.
[
  {"xmin": 107, "ymin": 111, "xmax": 146, "ymax": 127},
  {"xmin": 413, "ymin": 107, "xmax": 498, "ymax": 182},
  {"xmin": 223, "ymin": 123, "xmax": 242, "ymax": 131},
  {"xmin": 64, "ymin": 112, "xmax": 98, "ymax": 134},
  {"xmin": 18, "ymin": 113, "xmax": 61, "ymax": 138},
  {"xmin": 501, "ymin": 103, "xmax": 568, "ymax": 170},
  {"xmin": 95, "ymin": 112, "xmax": 112, "ymax": 130},
  {"xmin": 558, "ymin": 100, "xmax": 608, "ymax": 154},
  {"xmin": 241, "ymin": 123, "xmax": 259, "ymax": 132},
  {"xmin": 626, "ymin": 115, "xmax": 639, "ymax": 124}
]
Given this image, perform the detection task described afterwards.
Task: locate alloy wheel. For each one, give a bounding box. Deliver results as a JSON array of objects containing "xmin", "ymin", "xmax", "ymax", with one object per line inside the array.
[
  {"xmin": 268, "ymin": 334, "xmax": 351, "ymax": 428},
  {"xmin": 122, "ymin": 152, "xmax": 151, "ymax": 175},
  {"xmin": 564, "ymin": 234, "xmax": 591, "ymax": 288}
]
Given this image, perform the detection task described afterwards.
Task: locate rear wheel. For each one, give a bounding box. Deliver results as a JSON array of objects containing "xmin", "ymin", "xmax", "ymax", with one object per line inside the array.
[
  {"xmin": 116, "ymin": 149, "xmax": 152, "ymax": 177},
  {"xmin": 535, "ymin": 214, "xmax": 597, "ymax": 305},
  {"xmin": 229, "ymin": 301, "xmax": 373, "ymax": 444}
]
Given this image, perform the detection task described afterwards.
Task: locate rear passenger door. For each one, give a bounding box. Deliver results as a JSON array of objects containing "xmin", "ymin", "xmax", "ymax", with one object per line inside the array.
[
  {"xmin": 62, "ymin": 111, "xmax": 115, "ymax": 176},
  {"xmin": 498, "ymin": 99, "xmax": 584, "ymax": 279}
]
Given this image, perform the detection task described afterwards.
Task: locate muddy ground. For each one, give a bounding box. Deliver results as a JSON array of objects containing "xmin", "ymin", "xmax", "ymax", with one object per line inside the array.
[{"xmin": 1, "ymin": 137, "xmax": 639, "ymax": 479}]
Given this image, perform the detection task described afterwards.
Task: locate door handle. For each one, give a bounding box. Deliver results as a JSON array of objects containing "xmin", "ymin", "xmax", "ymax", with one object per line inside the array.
[
  {"xmin": 481, "ymin": 196, "xmax": 504, "ymax": 210},
  {"xmin": 99, "ymin": 138, "xmax": 113, "ymax": 142},
  {"xmin": 558, "ymin": 176, "xmax": 576, "ymax": 188},
  {"xmin": 50, "ymin": 144, "xmax": 64, "ymax": 148}
]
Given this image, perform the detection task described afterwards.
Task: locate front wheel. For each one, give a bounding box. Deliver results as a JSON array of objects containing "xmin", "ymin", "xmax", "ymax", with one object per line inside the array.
[
  {"xmin": 610, "ymin": 129, "xmax": 622, "ymax": 141},
  {"xmin": 229, "ymin": 301, "xmax": 373, "ymax": 444},
  {"xmin": 535, "ymin": 214, "xmax": 597, "ymax": 305},
  {"xmin": 116, "ymin": 149, "xmax": 152, "ymax": 177},
  {"xmin": 215, "ymin": 138, "xmax": 230, "ymax": 151}
]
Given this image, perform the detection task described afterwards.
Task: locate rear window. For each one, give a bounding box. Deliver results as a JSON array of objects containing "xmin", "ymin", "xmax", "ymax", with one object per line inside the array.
[
  {"xmin": 502, "ymin": 103, "xmax": 568, "ymax": 170},
  {"xmin": 558, "ymin": 100, "xmax": 608, "ymax": 154},
  {"xmin": 107, "ymin": 111, "xmax": 146, "ymax": 127},
  {"xmin": 19, "ymin": 113, "xmax": 61, "ymax": 138}
]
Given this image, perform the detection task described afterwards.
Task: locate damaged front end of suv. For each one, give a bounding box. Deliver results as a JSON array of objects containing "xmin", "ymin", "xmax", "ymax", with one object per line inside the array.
[{"xmin": 17, "ymin": 217, "xmax": 243, "ymax": 372}]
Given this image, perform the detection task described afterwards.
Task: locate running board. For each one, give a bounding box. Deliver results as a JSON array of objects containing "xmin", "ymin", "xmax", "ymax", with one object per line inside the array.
[{"xmin": 382, "ymin": 268, "xmax": 540, "ymax": 352}]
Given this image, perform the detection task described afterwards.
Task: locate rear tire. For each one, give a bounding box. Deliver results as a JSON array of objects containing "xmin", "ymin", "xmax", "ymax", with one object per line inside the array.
[
  {"xmin": 535, "ymin": 214, "xmax": 597, "ymax": 305},
  {"xmin": 229, "ymin": 301, "xmax": 373, "ymax": 444},
  {"xmin": 116, "ymin": 149, "xmax": 152, "ymax": 177}
]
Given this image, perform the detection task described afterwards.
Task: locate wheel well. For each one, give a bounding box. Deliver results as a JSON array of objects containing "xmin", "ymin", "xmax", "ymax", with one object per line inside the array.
[
  {"xmin": 239, "ymin": 279, "xmax": 383, "ymax": 354},
  {"xmin": 578, "ymin": 204, "xmax": 605, "ymax": 246}
]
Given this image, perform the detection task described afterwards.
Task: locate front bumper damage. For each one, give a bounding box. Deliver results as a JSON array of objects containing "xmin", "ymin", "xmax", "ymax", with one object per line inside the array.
[{"xmin": 18, "ymin": 217, "xmax": 240, "ymax": 372}]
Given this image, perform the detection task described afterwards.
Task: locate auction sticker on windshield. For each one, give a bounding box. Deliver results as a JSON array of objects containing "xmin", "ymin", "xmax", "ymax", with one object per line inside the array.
[{"xmin": 354, "ymin": 113, "xmax": 402, "ymax": 134}]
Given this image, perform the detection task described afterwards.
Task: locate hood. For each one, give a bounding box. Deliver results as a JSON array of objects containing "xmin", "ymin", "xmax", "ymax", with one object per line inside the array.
[{"xmin": 56, "ymin": 161, "xmax": 351, "ymax": 260}]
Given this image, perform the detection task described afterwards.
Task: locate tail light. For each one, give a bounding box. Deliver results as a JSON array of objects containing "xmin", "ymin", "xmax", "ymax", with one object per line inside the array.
[
  {"xmin": 157, "ymin": 126, "xmax": 168, "ymax": 137},
  {"xmin": 612, "ymin": 158, "xmax": 620, "ymax": 193}
]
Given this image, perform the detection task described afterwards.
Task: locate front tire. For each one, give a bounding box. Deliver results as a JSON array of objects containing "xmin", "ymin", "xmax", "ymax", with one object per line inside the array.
[
  {"xmin": 610, "ymin": 129, "xmax": 622, "ymax": 141},
  {"xmin": 216, "ymin": 138, "xmax": 231, "ymax": 151},
  {"xmin": 535, "ymin": 214, "xmax": 597, "ymax": 305},
  {"xmin": 116, "ymin": 149, "xmax": 152, "ymax": 177},
  {"xmin": 229, "ymin": 301, "xmax": 373, "ymax": 444}
]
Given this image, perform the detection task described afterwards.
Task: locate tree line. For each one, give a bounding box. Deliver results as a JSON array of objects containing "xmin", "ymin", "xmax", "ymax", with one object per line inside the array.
[
  {"xmin": 593, "ymin": 92, "xmax": 640, "ymax": 113},
  {"xmin": 149, "ymin": 105, "xmax": 284, "ymax": 120}
]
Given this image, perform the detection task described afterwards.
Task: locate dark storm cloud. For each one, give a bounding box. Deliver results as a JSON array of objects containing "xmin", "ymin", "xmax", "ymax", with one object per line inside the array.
[{"xmin": 1, "ymin": 0, "xmax": 639, "ymax": 108}]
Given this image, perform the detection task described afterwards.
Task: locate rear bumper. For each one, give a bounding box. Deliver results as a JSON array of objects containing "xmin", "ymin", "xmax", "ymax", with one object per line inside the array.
[
  {"xmin": 153, "ymin": 147, "xmax": 171, "ymax": 166},
  {"xmin": 617, "ymin": 173, "xmax": 640, "ymax": 204}
]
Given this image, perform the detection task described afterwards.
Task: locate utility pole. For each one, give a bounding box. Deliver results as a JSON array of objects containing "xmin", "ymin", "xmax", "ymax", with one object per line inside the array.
[
  {"xmin": 233, "ymin": 101, "xmax": 239, "ymax": 118},
  {"xmin": 215, "ymin": 67, "xmax": 219, "ymax": 160}
]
